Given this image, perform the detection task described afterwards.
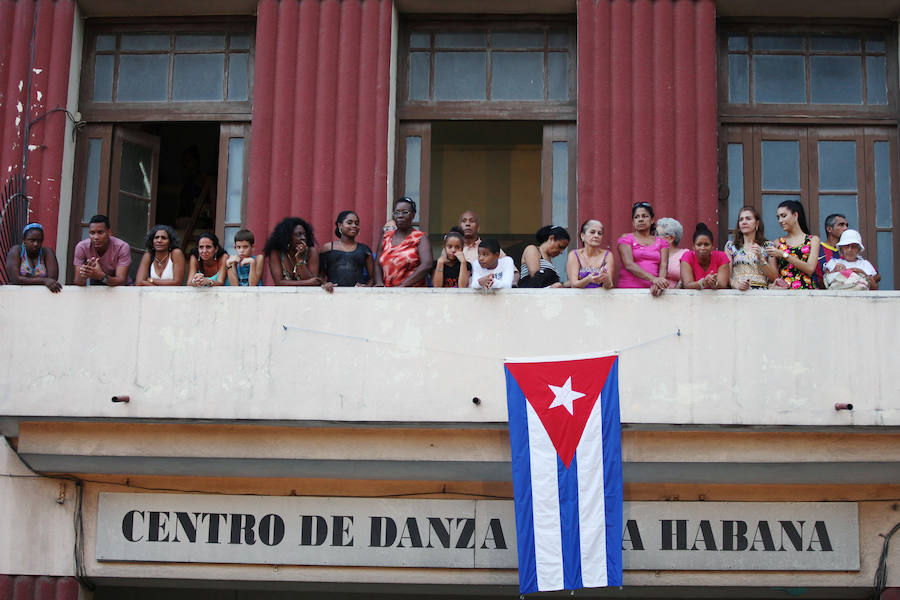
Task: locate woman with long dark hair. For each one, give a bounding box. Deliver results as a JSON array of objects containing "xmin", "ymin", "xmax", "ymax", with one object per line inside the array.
[
  {"xmin": 136, "ymin": 224, "xmax": 186, "ymax": 286},
  {"xmin": 765, "ymin": 200, "xmax": 820, "ymax": 290},
  {"xmin": 725, "ymin": 206, "xmax": 777, "ymax": 290},
  {"xmin": 187, "ymin": 232, "xmax": 228, "ymax": 287},
  {"xmin": 617, "ymin": 201, "xmax": 669, "ymax": 296}
]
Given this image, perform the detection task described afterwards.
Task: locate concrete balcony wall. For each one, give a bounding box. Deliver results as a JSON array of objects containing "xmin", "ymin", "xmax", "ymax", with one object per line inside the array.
[{"xmin": 1, "ymin": 286, "xmax": 898, "ymax": 427}]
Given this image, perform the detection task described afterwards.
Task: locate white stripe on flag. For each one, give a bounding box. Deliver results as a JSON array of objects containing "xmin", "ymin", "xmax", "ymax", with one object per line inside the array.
[
  {"xmin": 526, "ymin": 401, "xmax": 564, "ymax": 591},
  {"xmin": 576, "ymin": 393, "xmax": 608, "ymax": 587}
]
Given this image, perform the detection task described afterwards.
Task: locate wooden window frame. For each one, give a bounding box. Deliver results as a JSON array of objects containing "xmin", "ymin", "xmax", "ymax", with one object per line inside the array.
[
  {"xmin": 398, "ymin": 19, "xmax": 577, "ymax": 121},
  {"xmin": 718, "ymin": 22, "xmax": 898, "ymax": 122},
  {"xmin": 720, "ymin": 124, "xmax": 899, "ymax": 286},
  {"xmin": 79, "ymin": 18, "xmax": 255, "ymax": 122},
  {"xmin": 215, "ymin": 123, "xmax": 252, "ymax": 246}
]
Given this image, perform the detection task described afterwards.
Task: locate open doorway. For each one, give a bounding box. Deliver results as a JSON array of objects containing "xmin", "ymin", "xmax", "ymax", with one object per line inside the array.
[
  {"xmin": 429, "ymin": 121, "xmax": 542, "ymax": 263},
  {"xmin": 147, "ymin": 122, "xmax": 219, "ymax": 253},
  {"xmin": 70, "ymin": 121, "xmax": 250, "ymax": 283}
]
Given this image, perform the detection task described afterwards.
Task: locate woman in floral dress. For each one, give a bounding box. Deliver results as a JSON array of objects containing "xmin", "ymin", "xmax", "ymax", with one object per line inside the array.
[{"xmin": 765, "ymin": 200, "xmax": 820, "ymax": 289}]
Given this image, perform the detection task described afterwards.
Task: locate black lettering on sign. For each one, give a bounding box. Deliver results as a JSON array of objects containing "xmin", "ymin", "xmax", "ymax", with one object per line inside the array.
[
  {"xmin": 331, "ymin": 516, "xmax": 353, "ymax": 547},
  {"xmin": 299, "ymin": 515, "xmax": 328, "ymax": 546},
  {"xmin": 122, "ymin": 510, "xmax": 144, "ymax": 542},
  {"xmin": 722, "ymin": 520, "xmax": 749, "ymax": 551},
  {"xmin": 660, "ymin": 520, "xmax": 688, "ymax": 550},
  {"xmin": 172, "ymin": 512, "xmax": 199, "ymax": 543},
  {"xmin": 426, "ymin": 518, "xmax": 453, "ymax": 548},
  {"xmin": 148, "ymin": 511, "xmax": 169, "ymax": 542},
  {"xmin": 259, "ymin": 514, "xmax": 285, "ymax": 546},
  {"xmin": 807, "ymin": 521, "xmax": 833, "ymax": 552},
  {"xmin": 230, "ymin": 513, "xmax": 256, "ymax": 545},
  {"xmin": 202, "ymin": 513, "xmax": 228, "ymax": 544},
  {"xmin": 398, "ymin": 517, "xmax": 424, "ymax": 548},
  {"xmin": 690, "ymin": 520, "xmax": 717, "ymax": 551},
  {"xmin": 622, "ymin": 519, "xmax": 644, "ymax": 551},
  {"xmin": 369, "ymin": 516, "xmax": 397, "ymax": 547},
  {"xmin": 750, "ymin": 521, "xmax": 775, "ymax": 552},
  {"xmin": 779, "ymin": 521, "xmax": 804, "ymax": 552},
  {"xmin": 480, "ymin": 518, "xmax": 507, "ymax": 550},
  {"xmin": 455, "ymin": 518, "xmax": 476, "ymax": 549}
]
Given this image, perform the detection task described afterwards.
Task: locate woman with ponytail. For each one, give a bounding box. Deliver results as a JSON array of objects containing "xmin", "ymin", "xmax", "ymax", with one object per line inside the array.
[
  {"xmin": 320, "ymin": 210, "xmax": 374, "ymax": 287},
  {"xmin": 765, "ymin": 200, "xmax": 820, "ymax": 289},
  {"xmin": 518, "ymin": 225, "xmax": 570, "ymax": 288},
  {"xmin": 680, "ymin": 223, "xmax": 729, "ymax": 290}
]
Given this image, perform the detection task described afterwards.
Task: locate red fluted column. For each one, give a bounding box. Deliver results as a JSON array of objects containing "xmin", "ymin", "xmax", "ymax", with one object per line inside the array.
[
  {"xmin": 247, "ymin": 0, "xmax": 393, "ymax": 255},
  {"xmin": 0, "ymin": 0, "xmax": 75, "ymax": 246},
  {"xmin": 577, "ymin": 0, "xmax": 718, "ymax": 253}
]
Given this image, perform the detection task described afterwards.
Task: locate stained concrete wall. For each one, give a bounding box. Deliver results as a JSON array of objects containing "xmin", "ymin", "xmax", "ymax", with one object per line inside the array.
[
  {"xmin": 0, "ymin": 440, "xmax": 76, "ymax": 576},
  {"xmin": 1, "ymin": 286, "xmax": 898, "ymax": 427}
]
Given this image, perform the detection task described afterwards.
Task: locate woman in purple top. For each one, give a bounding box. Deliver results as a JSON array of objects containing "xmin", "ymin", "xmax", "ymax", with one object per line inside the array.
[
  {"xmin": 617, "ymin": 202, "xmax": 669, "ymax": 296},
  {"xmin": 680, "ymin": 223, "xmax": 729, "ymax": 290},
  {"xmin": 567, "ymin": 219, "xmax": 614, "ymax": 289}
]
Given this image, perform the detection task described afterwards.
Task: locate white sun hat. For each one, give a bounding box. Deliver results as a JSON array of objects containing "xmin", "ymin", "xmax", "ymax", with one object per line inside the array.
[{"xmin": 836, "ymin": 229, "xmax": 864, "ymax": 251}]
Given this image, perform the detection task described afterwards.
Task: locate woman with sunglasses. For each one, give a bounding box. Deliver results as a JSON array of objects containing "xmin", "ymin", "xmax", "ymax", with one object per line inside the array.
[
  {"xmin": 617, "ymin": 201, "xmax": 669, "ymax": 296},
  {"xmin": 376, "ymin": 197, "xmax": 433, "ymax": 287}
]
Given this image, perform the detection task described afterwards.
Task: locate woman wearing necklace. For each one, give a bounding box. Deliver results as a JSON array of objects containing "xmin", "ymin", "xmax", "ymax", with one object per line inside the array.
[
  {"xmin": 187, "ymin": 232, "xmax": 228, "ymax": 287},
  {"xmin": 725, "ymin": 206, "xmax": 778, "ymax": 290},
  {"xmin": 320, "ymin": 210, "xmax": 375, "ymax": 287},
  {"xmin": 566, "ymin": 219, "xmax": 614, "ymax": 289},
  {"xmin": 519, "ymin": 225, "xmax": 570, "ymax": 288},
  {"xmin": 376, "ymin": 197, "xmax": 432, "ymax": 287},
  {"xmin": 264, "ymin": 217, "xmax": 330, "ymax": 288},
  {"xmin": 136, "ymin": 225, "xmax": 186, "ymax": 286},
  {"xmin": 764, "ymin": 200, "xmax": 820, "ymax": 290},
  {"xmin": 617, "ymin": 201, "xmax": 669, "ymax": 296},
  {"xmin": 4, "ymin": 223, "xmax": 61, "ymax": 292}
]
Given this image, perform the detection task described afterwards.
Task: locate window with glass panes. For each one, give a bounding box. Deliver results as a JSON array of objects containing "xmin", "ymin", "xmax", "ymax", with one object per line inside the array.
[{"xmin": 719, "ymin": 25, "xmax": 899, "ymax": 288}]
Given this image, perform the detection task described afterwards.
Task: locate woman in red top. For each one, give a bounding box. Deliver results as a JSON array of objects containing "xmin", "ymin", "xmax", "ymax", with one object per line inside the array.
[
  {"xmin": 680, "ymin": 223, "xmax": 729, "ymax": 290},
  {"xmin": 376, "ymin": 197, "xmax": 433, "ymax": 287}
]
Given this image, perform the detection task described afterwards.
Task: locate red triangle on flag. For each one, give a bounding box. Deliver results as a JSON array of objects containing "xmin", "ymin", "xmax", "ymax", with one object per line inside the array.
[{"xmin": 506, "ymin": 356, "xmax": 616, "ymax": 468}]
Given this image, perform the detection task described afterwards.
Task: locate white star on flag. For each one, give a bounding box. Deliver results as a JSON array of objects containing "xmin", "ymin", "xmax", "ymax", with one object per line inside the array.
[{"xmin": 547, "ymin": 376, "xmax": 586, "ymax": 415}]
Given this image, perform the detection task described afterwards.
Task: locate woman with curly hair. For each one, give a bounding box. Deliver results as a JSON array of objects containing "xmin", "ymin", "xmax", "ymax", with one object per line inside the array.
[
  {"xmin": 135, "ymin": 224, "xmax": 186, "ymax": 286},
  {"xmin": 264, "ymin": 217, "xmax": 326, "ymax": 287}
]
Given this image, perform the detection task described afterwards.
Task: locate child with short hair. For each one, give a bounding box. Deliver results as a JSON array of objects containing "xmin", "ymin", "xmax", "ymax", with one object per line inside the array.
[
  {"xmin": 226, "ymin": 229, "xmax": 265, "ymax": 286},
  {"xmin": 824, "ymin": 229, "xmax": 879, "ymax": 290},
  {"xmin": 470, "ymin": 238, "xmax": 516, "ymax": 290},
  {"xmin": 432, "ymin": 227, "xmax": 471, "ymax": 288}
]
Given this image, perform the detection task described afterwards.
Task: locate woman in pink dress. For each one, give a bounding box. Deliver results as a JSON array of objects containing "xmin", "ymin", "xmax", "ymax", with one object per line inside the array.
[{"xmin": 617, "ymin": 202, "xmax": 669, "ymax": 296}]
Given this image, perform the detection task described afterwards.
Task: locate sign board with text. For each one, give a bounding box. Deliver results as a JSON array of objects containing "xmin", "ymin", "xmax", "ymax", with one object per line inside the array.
[{"xmin": 96, "ymin": 494, "xmax": 858, "ymax": 571}]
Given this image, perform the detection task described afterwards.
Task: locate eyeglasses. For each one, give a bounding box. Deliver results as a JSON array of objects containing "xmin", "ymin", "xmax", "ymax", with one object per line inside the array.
[
  {"xmin": 393, "ymin": 209, "xmax": 412, "ymax": 216},
  {"xmin": 632, "ymin": 202, "xmax": 652, "ymax": 209}
]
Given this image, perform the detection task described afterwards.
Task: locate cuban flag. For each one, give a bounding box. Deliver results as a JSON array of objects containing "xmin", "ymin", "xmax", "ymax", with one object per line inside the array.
[{"xmin": 505, "ymin": 354, "xmax": 623, "ymax": 594}]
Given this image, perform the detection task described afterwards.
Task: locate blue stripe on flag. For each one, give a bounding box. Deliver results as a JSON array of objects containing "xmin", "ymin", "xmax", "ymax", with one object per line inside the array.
[
  {"xmin": 602, "ymin": 359, "xmax": 623, "ymax": 586},
  {"xmin": 557, "ymin": 452, "xmax": 583, "ymax": 590},
  {"xmin": 505, "ymin": 367, "xmax": 538, "ymax": 594}
]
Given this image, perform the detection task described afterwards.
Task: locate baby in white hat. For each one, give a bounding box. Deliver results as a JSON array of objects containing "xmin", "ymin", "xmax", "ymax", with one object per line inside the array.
[{"xmin": 823, "ymin": 229, "xmax": 879, "ymax": 290}]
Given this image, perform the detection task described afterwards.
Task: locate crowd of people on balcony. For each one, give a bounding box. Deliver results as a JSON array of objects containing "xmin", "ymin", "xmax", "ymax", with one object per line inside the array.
[{"xmin": 3, "ymin": 197, "xmax": 883, "ymax": 292}]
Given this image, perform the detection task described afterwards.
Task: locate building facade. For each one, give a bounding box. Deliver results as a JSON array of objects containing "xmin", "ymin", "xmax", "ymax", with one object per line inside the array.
[{"xmin": 1, "ymin": 0, "xmax": 899, "ymax": 598}]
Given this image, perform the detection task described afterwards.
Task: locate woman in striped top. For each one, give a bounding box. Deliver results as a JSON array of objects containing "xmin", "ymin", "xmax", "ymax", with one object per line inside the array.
[{"xmin": 518, "ymin": 225, "xmax": 570, "ymax": 288}]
